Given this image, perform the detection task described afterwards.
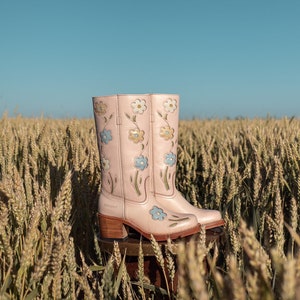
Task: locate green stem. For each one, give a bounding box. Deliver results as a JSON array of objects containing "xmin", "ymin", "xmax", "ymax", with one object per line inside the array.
[
  {"xmin": 163, "ymin": 167, "xmax": 169, "ymax": 190},
  {"xmin": 108, "ymin": 172, "xmax": 114, "ymax": 194},
  {"xmin": 134, "ymin": 170, "xmax": 141, "ymax": 196},
  {"xmin": 168, "ymin": 217, "xmax": 190, "ymax": 222}
]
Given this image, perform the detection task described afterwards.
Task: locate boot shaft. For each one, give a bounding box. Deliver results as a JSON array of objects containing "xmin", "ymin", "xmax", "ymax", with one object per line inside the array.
[
  {"xmin": 151, "ymin": 94, "xmax": 180, "ymax": 196},
  {"xmin": 93, "ymin": 94, "xmax": 152, "ymax": 202}
]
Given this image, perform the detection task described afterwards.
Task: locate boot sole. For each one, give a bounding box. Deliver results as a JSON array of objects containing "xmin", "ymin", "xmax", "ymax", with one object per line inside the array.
[{"xmin": 202, "ymin": 219, "xmax": 225, "ymax": 230}]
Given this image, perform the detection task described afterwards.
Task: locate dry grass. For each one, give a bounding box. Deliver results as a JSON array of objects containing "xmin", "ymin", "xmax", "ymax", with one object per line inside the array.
[{"xmin": 1, "ymin": 114, "xmax": 300, "ymax": 299}]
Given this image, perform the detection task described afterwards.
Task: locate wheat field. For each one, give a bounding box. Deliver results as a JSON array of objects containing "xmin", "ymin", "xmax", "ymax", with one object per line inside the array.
[{"xmin": 1, "ymin": 114, "xmax": 300, "ymax": 299}]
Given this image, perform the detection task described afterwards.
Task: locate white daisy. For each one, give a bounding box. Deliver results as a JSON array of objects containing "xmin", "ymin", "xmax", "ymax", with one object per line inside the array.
[
  {"xmin": 163, "ymin": 98, "xmax": 177, "ymax": 113},
  {"xmin": 101, "ymin": 157, "xmax": 110, "ymax": 170},
  {"xmin": 131, "ymin": 99, "xmax": 147, "ymax": 114}
]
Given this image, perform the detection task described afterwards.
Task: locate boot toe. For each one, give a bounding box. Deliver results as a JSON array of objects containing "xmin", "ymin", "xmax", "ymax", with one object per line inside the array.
[{"xmin": 197, "ymin": 209, "xmax": 224, "ymax": 228}]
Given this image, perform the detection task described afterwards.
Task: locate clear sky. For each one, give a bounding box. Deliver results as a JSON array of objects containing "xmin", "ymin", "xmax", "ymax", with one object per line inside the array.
[{"xmin": 1, "ymin": 0, "xmax": 299, "ymax": 119}]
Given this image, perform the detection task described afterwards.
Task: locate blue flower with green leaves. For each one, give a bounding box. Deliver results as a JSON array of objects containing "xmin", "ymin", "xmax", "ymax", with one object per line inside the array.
[
  {"xmin": 164, "ymin": 152, "xmax": 176, "ymax": 167},
  {"xmin": 134, "ymin": 155, "xmax": 148, "ymax": 171},
  {"xmin": 150, "ymin": 206, "xmax": 167, "ymax": 221},
  {"xmin": 100, "ymin": 129, "xmax": 112, "ymax": 144}
]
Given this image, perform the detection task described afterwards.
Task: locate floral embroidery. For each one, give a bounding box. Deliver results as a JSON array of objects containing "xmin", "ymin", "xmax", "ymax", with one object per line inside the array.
[
  {"xmin": 129, "ymin": 128, "xmax": 145, "ymax": 143},
  {"xmin": 100, "ymin": 129, "xmax": 112, "ymax": 144},
  {"xmin": 160, "ymin": 126, "xmax": 174, "ymax": 141},
  {"xmin": 134, "ymin": 155, "xmax": 148, "ymax": 171},
  {"xmin": 164, "ymin": 152, "xmax": 176, "ymax": 167},
  {"xmin": 126, "ymin": 99, "xmax": 149, "ymax": 196},
  {"xmin": 102, "ymin": 158, "xmax": 116, "ymax": 193},
  {"xmin": 94, "ymin": 101, "xmax": 107, "ymax": 115},
  {"xmin": 131, "ymin": 99, "xmax": 147, "ymax": 114},
  {"xmin": 101, "ymin": 157, "xmax": 110, "ymax": 170},
  {"xmin": 150, "ymin": 206, "xmax": 167, "ymax": 221},
  {"xmin": 168, "ymin": 215, "xmax": 191, "ymax": 227},
  {"xmin": 156, "ymin": 98, "xmax": 178, "ymax": 191},
  {"xmin": 163, "ymin": 98, "xmax": 177, "ymax": 113}
]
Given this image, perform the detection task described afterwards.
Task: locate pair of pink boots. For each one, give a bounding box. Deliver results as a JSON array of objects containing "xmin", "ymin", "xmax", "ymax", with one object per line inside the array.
[{"xmin": 93, "ymin": 94, "xmax": 224, "ymax": 241}]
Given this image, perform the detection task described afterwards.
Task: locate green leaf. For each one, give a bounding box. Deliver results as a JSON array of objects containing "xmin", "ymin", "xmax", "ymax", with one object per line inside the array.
[
  {"xmin": 89, "ymin": 265, "xmax": 106, "ymax": 272},
  {"xmin": 0, "ymin": 272, "xmax": 12, "ymax": 295},
  {"xmin": 114, "ymin": 250, "xmax": 127, "ymax": 298},
  {"xmin": 169, "ymin": 217, "xmax": 189, "ymax": 222},
  {"xmin": 131, "ymin": 282, "xmax": 169, "ymax": 295},
  {"xmin": 25, "ymin": 288, "xmax": 39, "ymax": 300}
]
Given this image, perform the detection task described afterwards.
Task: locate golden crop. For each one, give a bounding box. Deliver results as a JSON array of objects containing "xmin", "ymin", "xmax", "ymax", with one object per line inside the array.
[{"xmin": 0, "ymin": 115, "xmax": 300, "ymax": 299}]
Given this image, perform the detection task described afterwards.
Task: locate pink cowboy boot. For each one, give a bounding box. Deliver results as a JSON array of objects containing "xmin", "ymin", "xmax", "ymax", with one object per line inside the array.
[
  {"xmin": 93, "ymin": 94, "xmax": 200, "ymax": 241},
  {"xmin": 150, "ymin": 94, "xmax": 224, "ymax": 229}
]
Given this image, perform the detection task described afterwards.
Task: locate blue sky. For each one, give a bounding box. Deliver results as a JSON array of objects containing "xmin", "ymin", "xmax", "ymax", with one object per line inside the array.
[{"xmin": 0, "ymin": 0, "xmax": 299, "ymax": 119}]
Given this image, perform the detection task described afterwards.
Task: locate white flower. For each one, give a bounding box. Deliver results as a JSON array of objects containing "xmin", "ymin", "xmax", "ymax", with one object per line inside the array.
[
  {"xmin": 131, "ymin": 99, "xmax": 147, "ymax": 114},
  {"xmin": 101, "ymin": 157, "xmax": 110, "ymax": 170},
  {"xmin": 163, "ymin": 98, "xmax": 177, "ymax": 113}
]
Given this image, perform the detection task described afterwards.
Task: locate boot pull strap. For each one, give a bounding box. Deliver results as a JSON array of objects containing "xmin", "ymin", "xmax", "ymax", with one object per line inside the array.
[{"xmin": 116, "ymin": 95, "xmax": 122, "ymax": 125}]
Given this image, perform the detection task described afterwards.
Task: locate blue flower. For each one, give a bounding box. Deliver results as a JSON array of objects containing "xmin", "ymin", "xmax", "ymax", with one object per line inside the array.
[
  {"xmin": 150, "ymin": 206, "xmax": 167, "ymax": 221},
  {"xmin": 134, "ymin": 155, "xmax": 148, "ymax": 171},
  {"xmin": 100, "ymin": 129, "xmax": 112, "ymax": 144},
  {"xmin": 164, "ymin": 152, "xmax": 176, "ymax": 167}
]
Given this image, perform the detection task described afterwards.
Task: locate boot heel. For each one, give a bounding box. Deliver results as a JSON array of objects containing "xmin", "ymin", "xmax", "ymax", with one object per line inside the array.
[{"xmin": 98, "ymin": 214, "xmax": 128, "ymax": 240}]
